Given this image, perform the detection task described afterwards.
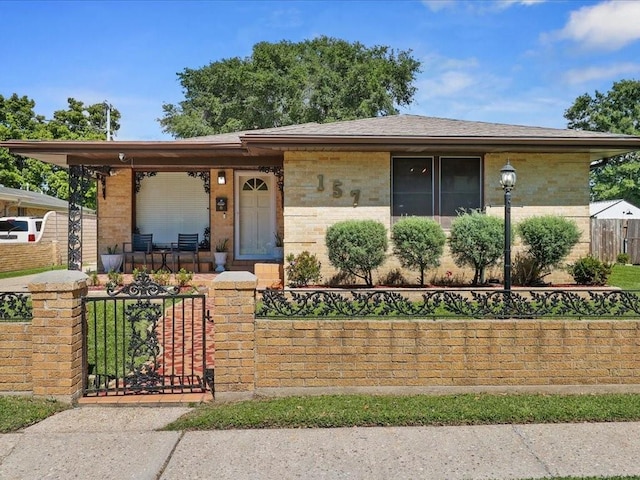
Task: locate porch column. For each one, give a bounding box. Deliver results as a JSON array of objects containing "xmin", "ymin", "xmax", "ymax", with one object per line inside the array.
[
  {"xmin": 211, "ymin": 271, "xmax": 257, "ymax": 401},
  {"xmin": 28, "ymin": 270, "xmax": 88, "ymax": 403},
  {"xmin": 68, "ymin": 165, "xmax": 83, "ymax": 270}
]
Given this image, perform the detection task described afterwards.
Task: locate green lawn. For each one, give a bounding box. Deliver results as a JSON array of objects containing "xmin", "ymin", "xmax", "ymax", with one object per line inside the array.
[
  {"xmin": 0, "ymin": 396, "xmax": 69, "ymax": 433},
  {"xmin": 0, "ymin": 265, "xmax": 66, "ymax": 280},
  {"xmin": 608, "ymin": 264, "xmax": 640, "ymax": 290},
  {"xmin": 164, "ymin": 393, "xmax": 640, "ymax": 431}
]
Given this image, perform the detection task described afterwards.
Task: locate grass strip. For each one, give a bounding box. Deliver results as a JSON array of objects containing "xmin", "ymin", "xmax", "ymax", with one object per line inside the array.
[
  {"xmin": 0, "ymin": 265, "xmax": 66, "ymax": 280},
  {"xmin": 165, "ymin": 393, "xmax": 640, "ymax": 431},
  {"xmin": 608, "ymin": 264, "xmax": 640, "ymax": 290},
  {"xmin": 0, "ymin": 396, "xmax": 69, "ymax": 433}
]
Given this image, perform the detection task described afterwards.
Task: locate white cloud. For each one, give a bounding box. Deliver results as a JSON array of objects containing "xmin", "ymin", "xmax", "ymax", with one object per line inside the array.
[
  {"xmin": 422, "ymin": 0, "xmax": 545, "ymax": 13},
  {"xmin": 563, "ymin": 62, "xmax": 640, "ymax": 85},
  {"xmin": 421, "ymin": 0, "xmax": 457, "ymax": 12},
  {"xmin": 495, "ymin": 0, "xmax": 546, "ymax": 9},
  {"xmin": 552, "ymin": 1, "xmax": 640, "ymax": 51}
]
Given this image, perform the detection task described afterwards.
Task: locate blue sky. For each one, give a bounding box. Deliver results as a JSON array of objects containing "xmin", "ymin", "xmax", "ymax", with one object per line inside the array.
[{"xmin": 2, "ymin": 0, "xmax": 640, "ymax": 140}]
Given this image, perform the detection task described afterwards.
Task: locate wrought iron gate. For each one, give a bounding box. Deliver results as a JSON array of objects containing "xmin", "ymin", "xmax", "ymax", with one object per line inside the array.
[{"xmin": 82, "ymin": 273, "xmax": 213, "ymax": 397}]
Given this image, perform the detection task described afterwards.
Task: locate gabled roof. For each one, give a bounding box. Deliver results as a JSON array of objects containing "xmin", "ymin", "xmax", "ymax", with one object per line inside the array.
[
  {"xmin": 2, "ymin": 114, "xmax": 640, "ymax": 168},
  {"xmin": 0, "ymin": 185, "xmax": 95, "ymax": 213},
  {"xmin": 590, "ymin": 199, "xmax": 640, "ymax": 218}
]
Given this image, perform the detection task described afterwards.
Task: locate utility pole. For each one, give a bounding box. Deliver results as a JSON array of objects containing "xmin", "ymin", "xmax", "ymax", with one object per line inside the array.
[{"xmin": 104, "ymin": 101, "xmax": 112, "ymax": 141}]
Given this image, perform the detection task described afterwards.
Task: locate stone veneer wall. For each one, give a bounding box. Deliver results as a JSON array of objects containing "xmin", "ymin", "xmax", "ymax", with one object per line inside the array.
[{"xmin": 283, "ymin": 151, "xmax": 591, "ymax": 285}]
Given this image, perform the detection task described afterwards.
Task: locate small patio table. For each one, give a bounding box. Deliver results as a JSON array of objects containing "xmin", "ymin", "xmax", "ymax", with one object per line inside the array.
[{"xmin": 153, "ymin": 244, "xmax": 173, "ymax": 272}]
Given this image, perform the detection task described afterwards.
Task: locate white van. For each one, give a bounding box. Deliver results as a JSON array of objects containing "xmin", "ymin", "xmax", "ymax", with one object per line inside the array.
[{"xmin": 0, "ymin": 217, "xmax": 44, "ymax": 242}]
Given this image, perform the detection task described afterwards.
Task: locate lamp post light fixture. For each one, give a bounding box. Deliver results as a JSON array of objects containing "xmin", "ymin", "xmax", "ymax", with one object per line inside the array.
[{"xmin": 500, "ymin": 161, "xmax": 516, "ymax": 291}]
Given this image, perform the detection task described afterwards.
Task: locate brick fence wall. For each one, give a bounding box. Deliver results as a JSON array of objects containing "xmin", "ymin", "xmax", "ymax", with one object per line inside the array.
[
  {"xmin": 0, "ymin": 271, "xmax": 87, "ymax": 402},
  {"xmin": 3, "ymin": 270, "xmax": 640, "ymax": 404},
  {"xmin": 0, "ymin": 322, "xmax": 32, "ymax": 394},
  {"xmin": 213, "ymin": 272, "xmax": 640, "ymax": 401},
  {"xmin": 254, "ymin": 319, "xmax": 640, "ymax": 392}
]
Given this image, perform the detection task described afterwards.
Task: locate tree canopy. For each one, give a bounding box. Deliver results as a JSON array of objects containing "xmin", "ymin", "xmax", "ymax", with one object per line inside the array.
[
  {"xmin": 160, "ymin": 36, "xmax": 421, "ymax": 138},
  {"xmin": 0, "ymin": 94, "xmax": 120, "ymax": 209},
  {"xmin": 564, "ymin": 79, "xmax": 640, "ymax": 204}
]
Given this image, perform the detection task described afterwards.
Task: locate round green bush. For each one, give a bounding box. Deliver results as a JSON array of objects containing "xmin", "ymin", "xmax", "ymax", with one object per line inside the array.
[
  {"xmin": 448, "ymin": 211, "xmax": 504, "ymax": 285},
  {"xmin": 517, "ymin": 215, "xmax": 580, "ymax": 284},
  {"xmin": 568, "ymin": 255, "xmax": 612, "ymax": 286},
  {"xmin": 325, "ymin": 220, "xmax": 388, "ymax": 287},
  {"xmin": 391, "ymin": 217, "xmax": 445, "ymax": 286}
]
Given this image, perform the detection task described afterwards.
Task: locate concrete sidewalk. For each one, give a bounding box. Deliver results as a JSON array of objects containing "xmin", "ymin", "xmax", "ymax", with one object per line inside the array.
[{"xmin": 1, "ymin": 407, "xmax": 640, "ymax": 480}]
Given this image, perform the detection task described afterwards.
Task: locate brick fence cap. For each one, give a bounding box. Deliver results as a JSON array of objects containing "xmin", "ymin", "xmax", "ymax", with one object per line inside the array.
[
  {"xmin": 212, "ymin": 271, "xmax": 258, "ymax": 288},
  {"xmin": 28, "ymin": 270, "xmax": 88, "ymax": 292}
]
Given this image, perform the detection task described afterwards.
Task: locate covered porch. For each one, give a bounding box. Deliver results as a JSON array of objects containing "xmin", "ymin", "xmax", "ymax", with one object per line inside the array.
[{"xmin": 4, "ymin": 139, "xmax": 285, "ymax": 282}]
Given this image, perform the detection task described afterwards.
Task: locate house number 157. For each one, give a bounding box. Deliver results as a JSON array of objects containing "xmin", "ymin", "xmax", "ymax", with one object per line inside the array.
[{"xmin": 317, "ymin": 175, "xmax": 360, "ymax": 207}]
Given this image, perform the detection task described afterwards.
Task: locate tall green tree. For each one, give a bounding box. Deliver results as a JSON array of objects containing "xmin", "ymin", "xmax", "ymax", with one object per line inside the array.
[
  {"xmin": 160, "ymin": 36, "xmax": 421, "ymax": 138},
  {"xmin": 564, "ymin": 79, "xmax": 640, "ymax": 204},
  {"xmin": 0, "ymin": 95, "xmax": 120, "ymax": 209}
]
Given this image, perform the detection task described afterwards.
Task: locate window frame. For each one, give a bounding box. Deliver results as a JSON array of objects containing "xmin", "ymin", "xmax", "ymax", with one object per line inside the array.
[{"xmin": 392, "ymin": 155, "xmax": 483, "ymax": 226}]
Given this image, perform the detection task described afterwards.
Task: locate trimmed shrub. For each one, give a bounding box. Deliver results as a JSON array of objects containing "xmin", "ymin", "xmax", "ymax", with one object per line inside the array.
[
  {"xmin": 517, "ymin": 215, "xmax": 580, "ymax": 284},
  {"xmin": 391, "ymin": 217, "xmax": 446, "ymax": 286},
  {"xmin": 448, "ymin": 211, "xmax": 504, "ymax": 285},
  {"xmin": 325, "ymin": 220, "xmax": 388, "ymax": 287},
  {"xmin": 286, "ymin": 251, "xmax": 322, "ymax": 287},
  {"xmin": 568, "ymin": 256, "xmax": 612, "ymax": 286},
  {"xmin": 617, "ymin": 253, "xmax": 631, "ymax": 264}
]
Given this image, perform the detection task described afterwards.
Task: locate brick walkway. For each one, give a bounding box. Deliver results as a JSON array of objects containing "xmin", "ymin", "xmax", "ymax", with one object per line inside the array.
[{"xmin": 157, "ymin": 296, "xmax": 216, "ymax": 386}]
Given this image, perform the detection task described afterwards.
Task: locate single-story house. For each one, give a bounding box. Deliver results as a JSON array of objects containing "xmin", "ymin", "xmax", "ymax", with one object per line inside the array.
[
  {"xmin": 0, "ymin": 185, "xmax": 97, "ymax": 272},
  {"xmin": 0, "ymin": 184, "xmax": 90, "ymax": 217},
  {"xmin": 3, "ymin": 114, "xmax": 640, "ymax": 283},
  {"xmin": 590, "ymin": 199, "xmax": 640, "ymax": 219}
]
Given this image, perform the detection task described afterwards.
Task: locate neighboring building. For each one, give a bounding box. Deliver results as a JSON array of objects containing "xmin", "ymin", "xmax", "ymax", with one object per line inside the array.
[
  {"xmin": 4, "ymin": 115, "xmax": 640, "ymax": 283},
  {"xmin": 590, "ymin": 199, "xmax": 640, "ymax": 264},
  {"xmin": 590, "ymin": 199, "xmax": 640, "ymax": 219},
  {"xmin": 0, "ymin": 185, "xmax": 97, "ymax": 272},
  {"xmin": 0, "ymin": 184, "xmax": 71, "ymax": 217}
]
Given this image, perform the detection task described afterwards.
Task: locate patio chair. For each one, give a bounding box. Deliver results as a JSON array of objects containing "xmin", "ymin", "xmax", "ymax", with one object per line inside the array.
[
  {"xmin": 172, "ymin": 233, "xmax": 199, "ymax": 272},
  {"xmin": 123, "ymin": 233, "xmax": 154, "ymax": 273}
]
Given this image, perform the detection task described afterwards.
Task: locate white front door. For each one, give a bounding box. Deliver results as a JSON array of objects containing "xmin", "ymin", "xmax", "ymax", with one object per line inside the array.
[{"xmin": 235, "ymin": 172, "xmax": 275, "ymax": 259}]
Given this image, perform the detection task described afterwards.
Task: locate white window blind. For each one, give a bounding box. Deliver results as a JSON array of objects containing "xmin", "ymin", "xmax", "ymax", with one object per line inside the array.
[{"xmin": 136, "ymin": 172, "xmax": 209, "ymax": 245}]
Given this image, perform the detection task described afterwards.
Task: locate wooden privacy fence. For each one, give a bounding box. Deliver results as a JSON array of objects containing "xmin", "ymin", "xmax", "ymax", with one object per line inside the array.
[{"xmin": 591, "ymin": 218, "xmax": 640, "ymax": 263}]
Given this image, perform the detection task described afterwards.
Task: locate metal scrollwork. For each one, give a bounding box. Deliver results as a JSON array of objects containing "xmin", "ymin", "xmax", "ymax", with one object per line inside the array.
[
  {"xmin": 124, "ymin": 300, "xmax": 163, "ymax": 391},
  {"xmin": 134, "ymin": 171, "xmax": 157, "ymax": 193},
  {"xmin": 0, "ymin": 293, "xmax": 32, "ymax": 321},
  {"xmin": 107, "ymin": 272, "xmax": 179, "ymax": 297},
  {"xmin": 187, "ymin": 171, "xmax": 211, "ymax": 193},
  {"xmin": 257, "ymin": 288, "xmax": 640, "ymax": 320},
  {"xmin": 67, "ymin": 165, "xmax": 83, "ymax": 270}
]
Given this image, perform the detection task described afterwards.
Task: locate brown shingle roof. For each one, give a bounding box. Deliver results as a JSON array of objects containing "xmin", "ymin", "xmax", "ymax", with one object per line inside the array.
[{"xmin": 242, "ymin": 114, "xmax": 633, "ymax": 139}]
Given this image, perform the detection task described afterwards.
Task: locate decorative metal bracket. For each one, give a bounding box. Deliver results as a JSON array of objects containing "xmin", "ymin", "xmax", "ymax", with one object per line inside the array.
[
  {"xmin": 134, "ymin": 171, "xmax": 157, "ymax": 193},
  {"xmin": 84, "ymin": 166, "xmax": 112, "ymax": 199},
  {"xmin": 187, "ymin": 171, "xmax": 211, "ymax": 193}
]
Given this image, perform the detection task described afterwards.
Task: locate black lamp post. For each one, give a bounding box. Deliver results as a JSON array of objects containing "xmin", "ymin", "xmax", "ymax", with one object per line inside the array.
[{"xmin": 500, "ymin": 161, "xmax": 516, "ymax": 291}]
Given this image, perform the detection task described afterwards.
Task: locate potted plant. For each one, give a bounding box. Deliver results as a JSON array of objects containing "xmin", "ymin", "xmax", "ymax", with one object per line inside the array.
[
  {"xmin": 273, "ymin": 232, "xmax": 284, "ymax": 260},
  {"xmin": 101, "ymin": 244, "xmax": 123, "ymax": 273},
  {"xmin": 214, "ymin": 238, "xmax": 229, "ymax": 272}
]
